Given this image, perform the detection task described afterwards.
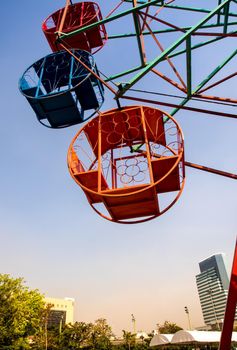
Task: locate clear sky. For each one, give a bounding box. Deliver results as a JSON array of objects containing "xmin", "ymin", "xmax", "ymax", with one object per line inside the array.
[{"xmin": 0, "ymin": 0, "xmax": 237, "ymax": 336}]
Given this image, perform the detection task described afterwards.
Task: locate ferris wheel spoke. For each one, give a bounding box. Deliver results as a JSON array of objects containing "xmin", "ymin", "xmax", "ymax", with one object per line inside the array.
[
  {"xmin": 116, "ymin": 0, "xmax": 232, "ymax": 97},
  {"xmin": 185, "ymin": 162, "xmax": 237, "ymax": 180}
]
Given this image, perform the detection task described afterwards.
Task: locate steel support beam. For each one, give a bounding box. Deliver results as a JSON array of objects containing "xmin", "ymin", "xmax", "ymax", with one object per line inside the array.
[
  {"xmin": 58, "ymin": 0, "xmax": 162, "ymax": 39},
  {"xmin": 185, "ymin": 162, "xmax": 237, "ymax": 179},
  {"xmin": 219, "ymin": 240, "xmax": 237, "ymax": 350},
  {"xmin": 132, "ymin": 0, "xmax": 146, "ymax": 66},
  {"xmin": 186, "ymin": 36, "xmax": 192, "ymax": 97},
  {"xmin": 116, "ymin": 0, "xmax": 231, "ymax": 97},
  {"xmin": 120, "ymin": 94, "xmax": 237, "ymax": 119},
  {"xmin": 107, "ymin": 22, "xmax": 237, "ymax": 39}
]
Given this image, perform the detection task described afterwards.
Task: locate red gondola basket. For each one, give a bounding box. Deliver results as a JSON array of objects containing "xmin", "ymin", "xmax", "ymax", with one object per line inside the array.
[{"xmin": 42, "ymin": 2, "xmax": 107, "ymax": 53}]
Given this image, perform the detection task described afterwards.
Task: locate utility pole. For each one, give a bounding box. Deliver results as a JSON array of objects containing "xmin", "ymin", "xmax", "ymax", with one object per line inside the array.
[
  {"xmin": 131, "ymin": 314, "xmax": 136, "ymax": 334},
  {"xmin": 59, "ymin": 314, "xmax": 64, "ymax": 334},
  {"xmin": 184, "ymin": 306, "xmax": 192, "ymax": 330}
]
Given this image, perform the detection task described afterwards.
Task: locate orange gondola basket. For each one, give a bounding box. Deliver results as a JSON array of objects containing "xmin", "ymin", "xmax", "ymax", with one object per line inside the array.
[{"xmin": 68, "ymin": 105, "xmax": 185, "ymax": 223}]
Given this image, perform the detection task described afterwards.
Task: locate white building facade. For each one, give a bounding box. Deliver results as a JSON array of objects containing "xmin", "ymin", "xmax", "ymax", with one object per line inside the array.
[{"xmin": 45, "ymin": 297, "xmax": 74, "ymax": 328}]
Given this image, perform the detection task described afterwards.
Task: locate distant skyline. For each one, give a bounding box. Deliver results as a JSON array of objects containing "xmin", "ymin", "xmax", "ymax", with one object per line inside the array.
[
  {"xmin": 196, "ymin": 253, "xmax": 231, "ymax": 328},
  {"xmin": 1, "ymin": 0, "xmax": 236, "ymax": 336}
]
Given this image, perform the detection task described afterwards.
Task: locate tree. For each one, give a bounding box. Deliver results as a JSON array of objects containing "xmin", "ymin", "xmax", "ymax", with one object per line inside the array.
[
  {"xmin": 122, "ymin": 330, "xmax": 136, "ymax": 350},
  {"xmin": 0, "ymin": 274, "xmax": 45, "ymax": 349},
  {"xmin": 89, "ymin": 318, "xmax": 113, "ymax": 350},
  {"xmin": 60, "ymin": 321, "xmax": 94, "ymax": 349},
  {"xmin": 157, "ymin": 321, "xmax": 183, "ymax": 334},
  {"xmin": 32, "ymin": 303, "xmax": 58, "ymax": 350}
]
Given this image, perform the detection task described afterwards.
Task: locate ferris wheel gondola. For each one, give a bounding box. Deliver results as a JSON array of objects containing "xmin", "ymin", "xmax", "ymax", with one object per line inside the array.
[
  {"xmin": 19, "ymin": 49, "xmax": 104, "ymax": 128},
  {"xmin": 68, "ymin": 105, "xmax": 185, "ymax": 223},
  {"xmin": 42, "ymin": 2, "xmax": 107, "ymax": 53}
]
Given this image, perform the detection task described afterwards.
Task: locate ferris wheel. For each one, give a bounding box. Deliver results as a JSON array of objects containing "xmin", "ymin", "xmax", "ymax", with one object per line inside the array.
[
  {"xmin": 19, "ymin": 0, "xmax": 237, "ymax": 224},
  {"xmin": 19, "ymin": 0, "xmax": 237, "ymax": 345}
]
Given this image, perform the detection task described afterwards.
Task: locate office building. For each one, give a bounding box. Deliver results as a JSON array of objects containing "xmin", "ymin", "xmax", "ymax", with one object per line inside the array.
[
  {"xmin": 45, "ymin": 297, "xmax": 74, "ymax": 328},
  {"xmin": 195, "ymin": 253, "xmax": 234, "ymax": 329}
]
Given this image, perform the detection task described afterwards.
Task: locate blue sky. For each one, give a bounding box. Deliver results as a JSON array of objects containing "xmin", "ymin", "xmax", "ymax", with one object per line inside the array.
[{"xmin": 0, "ymin": 0, "xmax": 237, "ymax": 335}]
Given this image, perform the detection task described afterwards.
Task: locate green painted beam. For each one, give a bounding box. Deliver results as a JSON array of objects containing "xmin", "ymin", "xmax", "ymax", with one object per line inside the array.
[
  {"xmin": 170, "ymin": 46, "xmax": 237, "ymax": 116},
  {"xmin": 124, "ymin": 0, "xmax": 212, "ymax": 13},
  {"xmin": 186, "ymin": 36, "xmax": 192, "ymax": 98},
  {"xmin": 125, "ymin": 0, "xmax": 237, "ymax": 17},
  {"xmin": 104, "ymin": 65, "xmax": 144, "ymax": 82},
  {"xmin": 132, "ymin": 1, "xmax": 146, "ymax": 66},
  {"xmin": 58, "ymin": 0, "xmax": 162, "ymax": 40},
  {"xmin": 105, "ymin": 32, "xmax": 234, "ymax": 82},
  {"xmin": 223, "ymin": 2, "xmax": 230, "ymax": 33},
  {"xmin": 107, "ymin": 21, "xmax": 237, "ymax": 39},
  {"xmin": 217, "ymin": 0, "xmax": 222, "ymax": 24},
  {"xmin": 194, "ymin": 48, "xmax": 237, "ymax": 93},
  {"xmin": 168, "ymin": 30, "xmax": 237, "ymax": 59},
  {"xmin": 116, "ymin": 0, "xmax": 231, "ymax": 97}
]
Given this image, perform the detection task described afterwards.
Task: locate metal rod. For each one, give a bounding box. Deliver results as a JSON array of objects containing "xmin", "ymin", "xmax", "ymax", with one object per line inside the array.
[
  {"xmin": 171, "ymin": 43, "xmax": 237, "ymax": 115},
  {"xmin": 192, "ymin": 32, "xmax": 237, "ymax": 37},
  {"xmin": 185, "ymin": 161, "xmax": 237, "ymax": 180},
  {"xmin": 186, "ymin": 36, "xmax": 192, "ymax": 97},
  {"xmin": 98, "ymin": 114, "xmax": 102, "ymax": 192},
  {"xmin": 168, "ymin": 31, "xmax": 237, "ymax": 59},
  {"xmin": 140, "ymin": 10, "xmax": 186, "ymax": 32},
  {"xmin": 116, "ymin": 0, "xmax": 231, "ymax": 97},
  {"xmin": 104, "ymin": 65, "xmax": 144, "ymax": 82},
  {"xmin": 139, "ymin": 12, "xmax": 186, "ymax": 89},
  {"xmin": 124, "ymin": 1, "xmax": 214, "ymax": 13},
  {"xmin": 223, "ymin": 1, "xmax": 230, "ymax": 33},
  {"xmin": 120, "ymin": 95, "xmax": 237, "ymax": 119},
  {"xmin": 140, "ymin": 107, "xmax": 160, "ymax": 213},
  {"xmin": 198, "ymin": 71, "xmax": 237, "ymax": 94},
  {"xmin": 152, "ymin": 68, "xmax": 186, "ymax": 92},
  {"xmin": 132, "ymin": 0, "xmax": 147, "ymax": 66},
  {"xmin": 217, "ymin": 0, "xmax": 222, "ymax": 25},
  {"xmin": 58, "ymin": 0, "xmax": 71, "ymax": 35},
  {"xmin": 58, "ymin": 0, "xmax": 162, "ymax": 39},
  {"xmin": 125, "ymin": 0, "xmax": 237, "ymax": 17},
  {"xmin": 194, "ymin": 48, "xmax": 237, "ymax": 94},
  {"xmin": 219, "ymin": 239, "xmax": 237, "ymax": 350},
  {"xmin": 105, "ymin": 0, "xmax": 125, "ymax": 19},
  {"xmin": 59, "ymin": 43, "xmax": 117, "ymax": 95},
  {"xmin": 140, "ymin": 1, "xmax": 151, "ymax": 32},
  {"xmin": 194, "ymin": 93, "xmax": 237, "ymax": 104},
  {"xmin": 107, "ymin": 22, "xmax": 237, "ymax": 39}
]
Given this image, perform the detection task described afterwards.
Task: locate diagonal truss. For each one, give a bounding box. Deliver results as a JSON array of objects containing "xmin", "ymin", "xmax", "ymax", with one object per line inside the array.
[{"xmin": 57, "ymin": 0, "xmax": 237, "ymax": 181}]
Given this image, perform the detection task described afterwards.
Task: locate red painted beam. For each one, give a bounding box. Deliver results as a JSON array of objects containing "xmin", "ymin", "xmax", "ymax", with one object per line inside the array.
[
  {"xmin": 121, "ymin": 95, "xmax": 237, "ymax": 119},
  {"xmin": 219, "ymin": 239, "xmax": 237, "ymax": 350},
  {"xmin": 185, "ymin": 162, "xmax": 237, "ymax": 180}
]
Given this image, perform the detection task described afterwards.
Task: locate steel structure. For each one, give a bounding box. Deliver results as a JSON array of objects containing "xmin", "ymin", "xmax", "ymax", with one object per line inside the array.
[
  {"xmin": 219, "ymin": 240, "xmax": 237, "ymax": 349},
  {"xmin": 20, "ymin": 0, "xmax": 237, "ymax": 344},
  {"xmin": 57, "ymin": 0, "xmax": 237, "ymax": 344},
  {"xmin": 57, "ymin": 0, "xmax": 237, "ymax": 180}
]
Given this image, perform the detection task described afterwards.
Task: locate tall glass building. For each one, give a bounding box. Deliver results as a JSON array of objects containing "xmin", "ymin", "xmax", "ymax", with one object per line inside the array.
[{"xmin": 196, "ymin": 253, "xmax": 235, "ymax": 328}]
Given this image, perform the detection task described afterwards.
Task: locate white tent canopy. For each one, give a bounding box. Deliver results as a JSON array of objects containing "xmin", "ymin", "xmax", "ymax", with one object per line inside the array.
[
  {"xmin": 150, "ymin": 331, "xmax": 237, "ymax": 346},
  {"xmin": 171, "ymin": 331, "xmax": 221, "ymax": 343},
  {"xmin": 150, "ymin": 334, "xmax": 173, "ymax": 346}
]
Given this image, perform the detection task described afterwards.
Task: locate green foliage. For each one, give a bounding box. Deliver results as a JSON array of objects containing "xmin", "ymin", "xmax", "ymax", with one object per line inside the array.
[
  {"xmin": 0, "ymin": 275, "xmax": 187, "ymax": 350},
  {"xmin": 0, "ymin": 274, "xmax": 45, "ymax": 349},
  {"xmin": 122, "ymin": 330, "xmax": 136, "ymax": 350},
  {"xmin": 55, "ymin": 318, "xmax": 113, "ymax": 350},
  {"xmin": 60, "ymin": 321, "xmax": 94, "ymax": 349},
  {"xmin": 89, "ymin": 318, "xmax": 113, "ymax": 350},
  {"xmin": 157, "ymin": 321, "xmax": 183, "ymax": 334}
]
